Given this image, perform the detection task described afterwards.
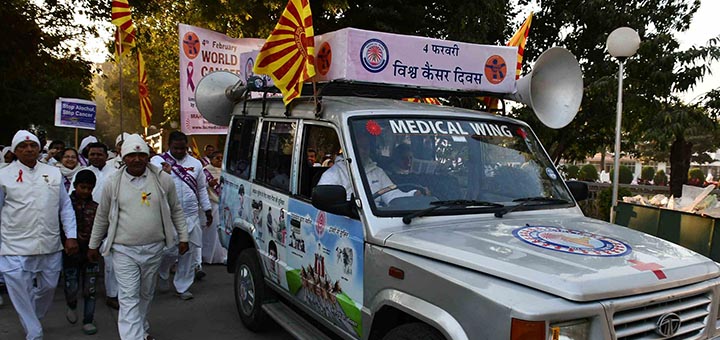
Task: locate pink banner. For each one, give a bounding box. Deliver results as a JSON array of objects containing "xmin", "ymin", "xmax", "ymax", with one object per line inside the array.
[{"xmin": 179, "ymin": 23, "xmax": 264, "ymax": 135}]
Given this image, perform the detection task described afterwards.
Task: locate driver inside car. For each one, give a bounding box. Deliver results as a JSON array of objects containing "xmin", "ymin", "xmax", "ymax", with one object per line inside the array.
[{"xmin": 317, "ymin": 129, "xmax": 423, "ymax": 206}]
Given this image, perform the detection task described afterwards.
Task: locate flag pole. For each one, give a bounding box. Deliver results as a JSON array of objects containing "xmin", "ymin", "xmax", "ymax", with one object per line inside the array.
[{"xmin": 118, "ymin": 27, "xmax": 125, "ymax": 135}]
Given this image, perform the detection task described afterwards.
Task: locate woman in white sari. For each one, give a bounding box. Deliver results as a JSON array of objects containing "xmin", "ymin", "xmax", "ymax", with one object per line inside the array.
[
  {"xmin": 57, "ymin": 148, "xmax": 82, "ymax": 192},
  {"xmin": 202, "ymin": 151, "xmax": 227, "ymax": 264}
]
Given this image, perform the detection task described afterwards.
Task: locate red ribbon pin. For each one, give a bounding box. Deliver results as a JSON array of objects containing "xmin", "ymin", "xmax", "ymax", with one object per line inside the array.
[{"xmin": 16, "ymin": 169, "xmax": 23, "ymax": 183}]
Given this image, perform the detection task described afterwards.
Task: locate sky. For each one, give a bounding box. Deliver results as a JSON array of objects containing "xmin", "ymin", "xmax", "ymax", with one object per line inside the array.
[
  {"xmin": 676, "ymin": 0, "xmax": 720, "ymax": 103},
  {"xmin": 77, "ymin": 1, "xmax": 720, "ymax": 103}
]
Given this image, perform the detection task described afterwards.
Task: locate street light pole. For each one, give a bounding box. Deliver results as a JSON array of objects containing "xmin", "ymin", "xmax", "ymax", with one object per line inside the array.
[
  {"xmin": 606, "ymin": 27, "xmax": 641, "ymax": 223},
  {"xmin": 610, "ymin": 59, "xmax": 625, "ymax": 223}
]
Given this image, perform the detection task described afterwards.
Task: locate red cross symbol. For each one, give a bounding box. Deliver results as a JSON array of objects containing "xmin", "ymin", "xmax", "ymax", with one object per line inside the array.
[{"xmin": 628, "ymin": 259, "xmax": 667, "ymax": 280}]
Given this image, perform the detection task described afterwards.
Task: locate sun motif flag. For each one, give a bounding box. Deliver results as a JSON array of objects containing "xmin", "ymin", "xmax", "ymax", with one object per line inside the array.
[
  {"xmin": 114, "ymin": 28, "xmax": 135, "ymax": 59},
  {"xmin": 137, "ymin": 50, "xmax": 152, "ymax": 128},
  {"xmin": 508, "ymin": 12, "xmax": 533, "ymax": 80},
  {"xmin": 483, "ymin": 12, "xmax": 534, "ymax": 109},
  {"xmin": 253, "ymin": 0, "xmax": 316, "ymax": 105},
  {"xmin": 111, "ymin": 0, "xmax": 135, "ymax": 35},
  {"xmin": 111, "ymin": 0, "xmax": 136, "ymax": 58}
]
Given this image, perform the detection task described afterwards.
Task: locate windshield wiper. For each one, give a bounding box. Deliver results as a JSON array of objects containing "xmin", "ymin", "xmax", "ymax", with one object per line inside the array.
[
  {"xmin": 402, "ymin": 200, "xmax": 504, "ymax": 225},
  {"xmin": 494, "ymin": 197, "xmax": 570, "ymax": 218}
]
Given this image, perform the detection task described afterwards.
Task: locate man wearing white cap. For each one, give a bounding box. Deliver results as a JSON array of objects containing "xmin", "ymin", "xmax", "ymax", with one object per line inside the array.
[
  {"xmin": 151, "ymin": 131, "xmax": 212, "ymax": 300},
  {"xmin": 77, "ymin": 135, "xmax": 97, "ymax": 167},
  {"xmin": 0, "ymin": 130, "xmax": 79, "ymax": 340},
  {"xmin": 88, "ymin": 134, "xmax": 188, "ymax": 340}
]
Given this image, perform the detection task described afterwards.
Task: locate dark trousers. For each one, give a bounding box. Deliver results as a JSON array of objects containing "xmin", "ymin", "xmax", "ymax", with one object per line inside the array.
[{"xmin": 62, "ymin": 249, "xmax": 99, "ymax": 324}]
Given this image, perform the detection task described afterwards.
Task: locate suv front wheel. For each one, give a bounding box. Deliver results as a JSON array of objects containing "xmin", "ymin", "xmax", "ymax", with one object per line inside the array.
[
  {"xmin": 383, "ymin": 322, "xmax": 445, "ymax": 340},
  {"xmin": 234, "ymin": 248, "xmax": 271, "ymax": 331}
]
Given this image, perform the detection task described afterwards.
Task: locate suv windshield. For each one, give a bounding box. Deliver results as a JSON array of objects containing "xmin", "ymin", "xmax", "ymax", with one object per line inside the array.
[{"xmin": 348, "ymin": 116, "xmax": 574, "ymax": 217}]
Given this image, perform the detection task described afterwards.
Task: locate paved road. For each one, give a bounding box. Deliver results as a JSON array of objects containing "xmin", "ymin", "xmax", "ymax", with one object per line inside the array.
[{"xmin": 0, "ymin": 264, "xmax": 294, "ymax": 340}]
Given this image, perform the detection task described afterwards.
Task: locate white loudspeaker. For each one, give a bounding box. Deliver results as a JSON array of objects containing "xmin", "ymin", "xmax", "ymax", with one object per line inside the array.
[
  {"xmin": 194, "ymin": 71, "xmax": 243, "ymax": 127},
  {"xmin": 506, "ymin": 47, "xmax": 583, "ymax": 129}
]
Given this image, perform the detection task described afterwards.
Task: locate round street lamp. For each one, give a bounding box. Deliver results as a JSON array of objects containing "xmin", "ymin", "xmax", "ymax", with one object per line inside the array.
[{"xmin": 607, "ymin": 27, "xmax": 641, "ymax": 223}]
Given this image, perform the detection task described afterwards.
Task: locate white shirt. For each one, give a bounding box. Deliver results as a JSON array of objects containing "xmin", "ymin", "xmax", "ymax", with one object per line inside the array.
[
  {"xmin": 318, "ymin": 156, "xmax": 415, "ymax": 206},
  {"xmin": 151, "ymin": 153, "xmax": 211, "ymax": 215},
  {"xmin": 74, "ymin": 163, "xmax": 117, "ymax": 202},
  {"xmin": 0, "ymin": 161, "xmax": 76, "ymax": 255}
]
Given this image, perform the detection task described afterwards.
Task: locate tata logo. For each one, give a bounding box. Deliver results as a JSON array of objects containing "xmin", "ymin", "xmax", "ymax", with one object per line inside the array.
[{"xmin": 655, "ymin": 313, "xmax": 681, "ymax": 337}]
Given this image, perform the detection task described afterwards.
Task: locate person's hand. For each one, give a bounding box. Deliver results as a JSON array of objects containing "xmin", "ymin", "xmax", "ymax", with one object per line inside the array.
[
  {"xmin": 162, "ymin": 162, "xmax": 171, "ymax": 174},
  {"xmin": 87, "ymin": 248, "xmax": 101, "ymax": 263},
  {"xmin": 178, "ymin": 242, "xmax": 189, "ymax": 255},
  {"xmin": 209, "ymin": 178, "xmax": 219, "ymax": 187},
  {"xmin": 64, "ymin": 238, "xmax": 79, "ymax": 255},
  {"xmin": 205, "ymin": 210, "xmax": 213, "ymax": 227},
  {"xmin": 46, "ymin": 148, "xmax": 58, "ymax": 160}
]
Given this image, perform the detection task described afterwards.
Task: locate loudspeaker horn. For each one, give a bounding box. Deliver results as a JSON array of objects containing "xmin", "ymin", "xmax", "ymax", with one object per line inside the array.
[
  {"xmin": 195, "ymin": 71, "xmax": 245, "ymax": 127},
  {"xmin": 505, "ymin": 47, "xmax": 583, "ymax": 129}
]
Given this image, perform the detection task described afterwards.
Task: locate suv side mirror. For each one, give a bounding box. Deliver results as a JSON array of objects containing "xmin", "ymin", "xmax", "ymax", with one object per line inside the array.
[
  {"xmin": 312, "ymin": 185, "xmax": 359, "ymax": 218},
  {"xmin": 566, "ymin": 180, "xmax": 589, "ymax": 201}
]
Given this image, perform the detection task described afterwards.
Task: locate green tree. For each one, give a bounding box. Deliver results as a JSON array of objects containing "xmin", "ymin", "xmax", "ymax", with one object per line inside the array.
[
  {"xmin": 512, "ymin": 0, "xmax": 720, "ymax": 167},
  {"xmin": 610, "ymin": 165, "xmax": 634, "ymax": 184},
  {"xmin": 578, "ymin": 164, "xmax": 599, "ymax": 182},
  {"xmin": 688, "ymin": 167, "xmax": 705, "ymax": 186},
  {"xmin": 640, "ymin": 166, "xmax": 655, "ymax": 184},
  {"xmin": 653, "ymin": 169, "xmax": 668, "ymax": 186},
  {"xmin": 0, "ymin": 0, "xmax": 104, "ymax": 144}
]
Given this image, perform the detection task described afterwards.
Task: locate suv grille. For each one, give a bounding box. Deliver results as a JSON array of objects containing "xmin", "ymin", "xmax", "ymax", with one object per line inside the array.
[{"xmin": 613, "ymin": 293, "xmax": 711, "ymax": 339}]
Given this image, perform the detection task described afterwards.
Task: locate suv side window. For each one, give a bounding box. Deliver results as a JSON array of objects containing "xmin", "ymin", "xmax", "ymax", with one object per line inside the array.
[
  {"xmin": 256, "ymin": 120, "xmax": 296, "ymax": 192},
  {"xmin": 298, "ymin": 124, "xmax": 341, "ymax": 198},
  {"xmin": 226, "ymin": 117, "xmax": 257, "ymax": 179}
]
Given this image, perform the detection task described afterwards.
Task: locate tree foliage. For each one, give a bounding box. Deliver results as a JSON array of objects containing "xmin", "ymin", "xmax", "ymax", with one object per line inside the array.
[
  {"xmin": 512, "ymin": 0, "xmax": 719, "ymax": 162},
  {"xmin": 0, "ymin": 0, "xmax": 107, "ymax": 144}
]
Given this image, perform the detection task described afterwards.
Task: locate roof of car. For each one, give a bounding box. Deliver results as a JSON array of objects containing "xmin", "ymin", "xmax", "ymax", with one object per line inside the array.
[{"xmin": 234, "ymin": 95, "xmax": 528, "ymax": 128}]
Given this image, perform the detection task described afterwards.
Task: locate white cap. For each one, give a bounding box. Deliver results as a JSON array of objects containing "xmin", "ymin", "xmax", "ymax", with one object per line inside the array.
[
  {"xmin": 115, "ymin": 132, "xmax": 130, "ymax": 146},
  {"xmin": 79, "ymin": 135, "xmax": 98, "ymax": 152},
  {"xmin": 120, "ymin": 134, "xmax": 149, "ymax": 156},
  {"xmin": 11, "ymin": 130, "xmax": 40, "ymax": 152}
]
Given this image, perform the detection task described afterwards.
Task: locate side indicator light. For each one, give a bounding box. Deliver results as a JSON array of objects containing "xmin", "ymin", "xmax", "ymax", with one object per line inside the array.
[
  {"xmin": 388, "ymin": 266, "xmax": 404, "ymax": 280},
  {"xmin": 511, "ymin": 318, "xmax": 545, "ymax": 340}
]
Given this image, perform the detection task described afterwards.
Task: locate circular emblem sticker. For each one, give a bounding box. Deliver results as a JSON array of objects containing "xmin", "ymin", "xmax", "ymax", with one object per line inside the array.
[
  {"xmin": 360, "ymin": 39, "xmax": 389, "ymax": 73},
  {"xmin": 545, "ymin": 168, "xmax": 557, "ymax": 180},
  {"xmin": 484, "ymin": 55, "xmax": 507, "ymax": 85},
  {"xmin": 316, "ymin": 41, "xmax": 332, "ymax": 76},
  {"xmin": 513, "ymin": 226, "xmax": 631, "ymax": 256},
  {"xmin": 182, "ymin": 32, "xmax": 201, "ymax": 60}
]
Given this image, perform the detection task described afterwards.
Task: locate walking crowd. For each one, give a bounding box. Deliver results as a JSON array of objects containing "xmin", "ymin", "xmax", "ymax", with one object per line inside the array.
[{"xmin": 0, "ymin": 129, "xmax": 227, "ymax": 340}]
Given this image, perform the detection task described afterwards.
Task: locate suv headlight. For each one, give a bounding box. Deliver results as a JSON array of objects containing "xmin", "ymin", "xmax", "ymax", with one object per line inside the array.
[{"xmin": 549, "ymin": 319, "xmax": 590, "ymax": 340}]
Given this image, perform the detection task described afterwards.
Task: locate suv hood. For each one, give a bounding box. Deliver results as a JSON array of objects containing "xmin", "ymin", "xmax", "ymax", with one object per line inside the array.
[{"xmin": 384, "ymin": 214, "xmax": 720, "ymax": 301}]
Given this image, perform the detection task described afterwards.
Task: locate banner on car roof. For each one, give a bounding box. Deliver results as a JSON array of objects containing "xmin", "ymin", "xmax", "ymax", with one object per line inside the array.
[
  {"xmin": 178, "ymin": 23, "xmax": 264, "ymax": 135},
  {"xmin": 240, "ymin": 28, "xmax": 518, "ymax": 95}
]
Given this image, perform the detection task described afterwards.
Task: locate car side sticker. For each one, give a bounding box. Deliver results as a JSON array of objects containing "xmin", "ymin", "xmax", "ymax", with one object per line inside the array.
[{"xmin": 513, "ymin": 225, "xmax": 632, "ymax": 257}]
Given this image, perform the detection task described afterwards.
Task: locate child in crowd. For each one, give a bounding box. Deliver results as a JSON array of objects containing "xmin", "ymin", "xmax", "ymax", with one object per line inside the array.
[{"xmin": 62, "ymin": 170, "xmax": 100, "ymax": 335}]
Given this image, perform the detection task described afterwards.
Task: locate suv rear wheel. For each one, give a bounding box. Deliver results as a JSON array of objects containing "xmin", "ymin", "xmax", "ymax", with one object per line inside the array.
[
  {"xmin": 383, "ymin": 322, "xmax": 445, "ymax": 340},
  {"xmin": 234, "ymin": 248, "xmax": 271, "ymax": 331}
]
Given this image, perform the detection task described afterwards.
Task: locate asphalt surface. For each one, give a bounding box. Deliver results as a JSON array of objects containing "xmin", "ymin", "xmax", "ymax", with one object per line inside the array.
[{"xmin": 0, "ymin": 264, "xmax": 294, "ymax": 340}]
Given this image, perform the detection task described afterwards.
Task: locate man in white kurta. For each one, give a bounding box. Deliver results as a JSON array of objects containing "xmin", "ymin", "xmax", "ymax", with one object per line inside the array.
[
  {"xmin": 318, "ymin": 131, "xmax": 419, "ymax": 206},
  {"xmin": 0, "ymin": 130, "xmax": 78, "ymax": 340},
  {"xmin": 88, "ymin": 134, "xmax": 189, "ymax": 340},
  {"xmin": 151, "ymin": 131, "xmax": 212, "ymax": 299}
]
